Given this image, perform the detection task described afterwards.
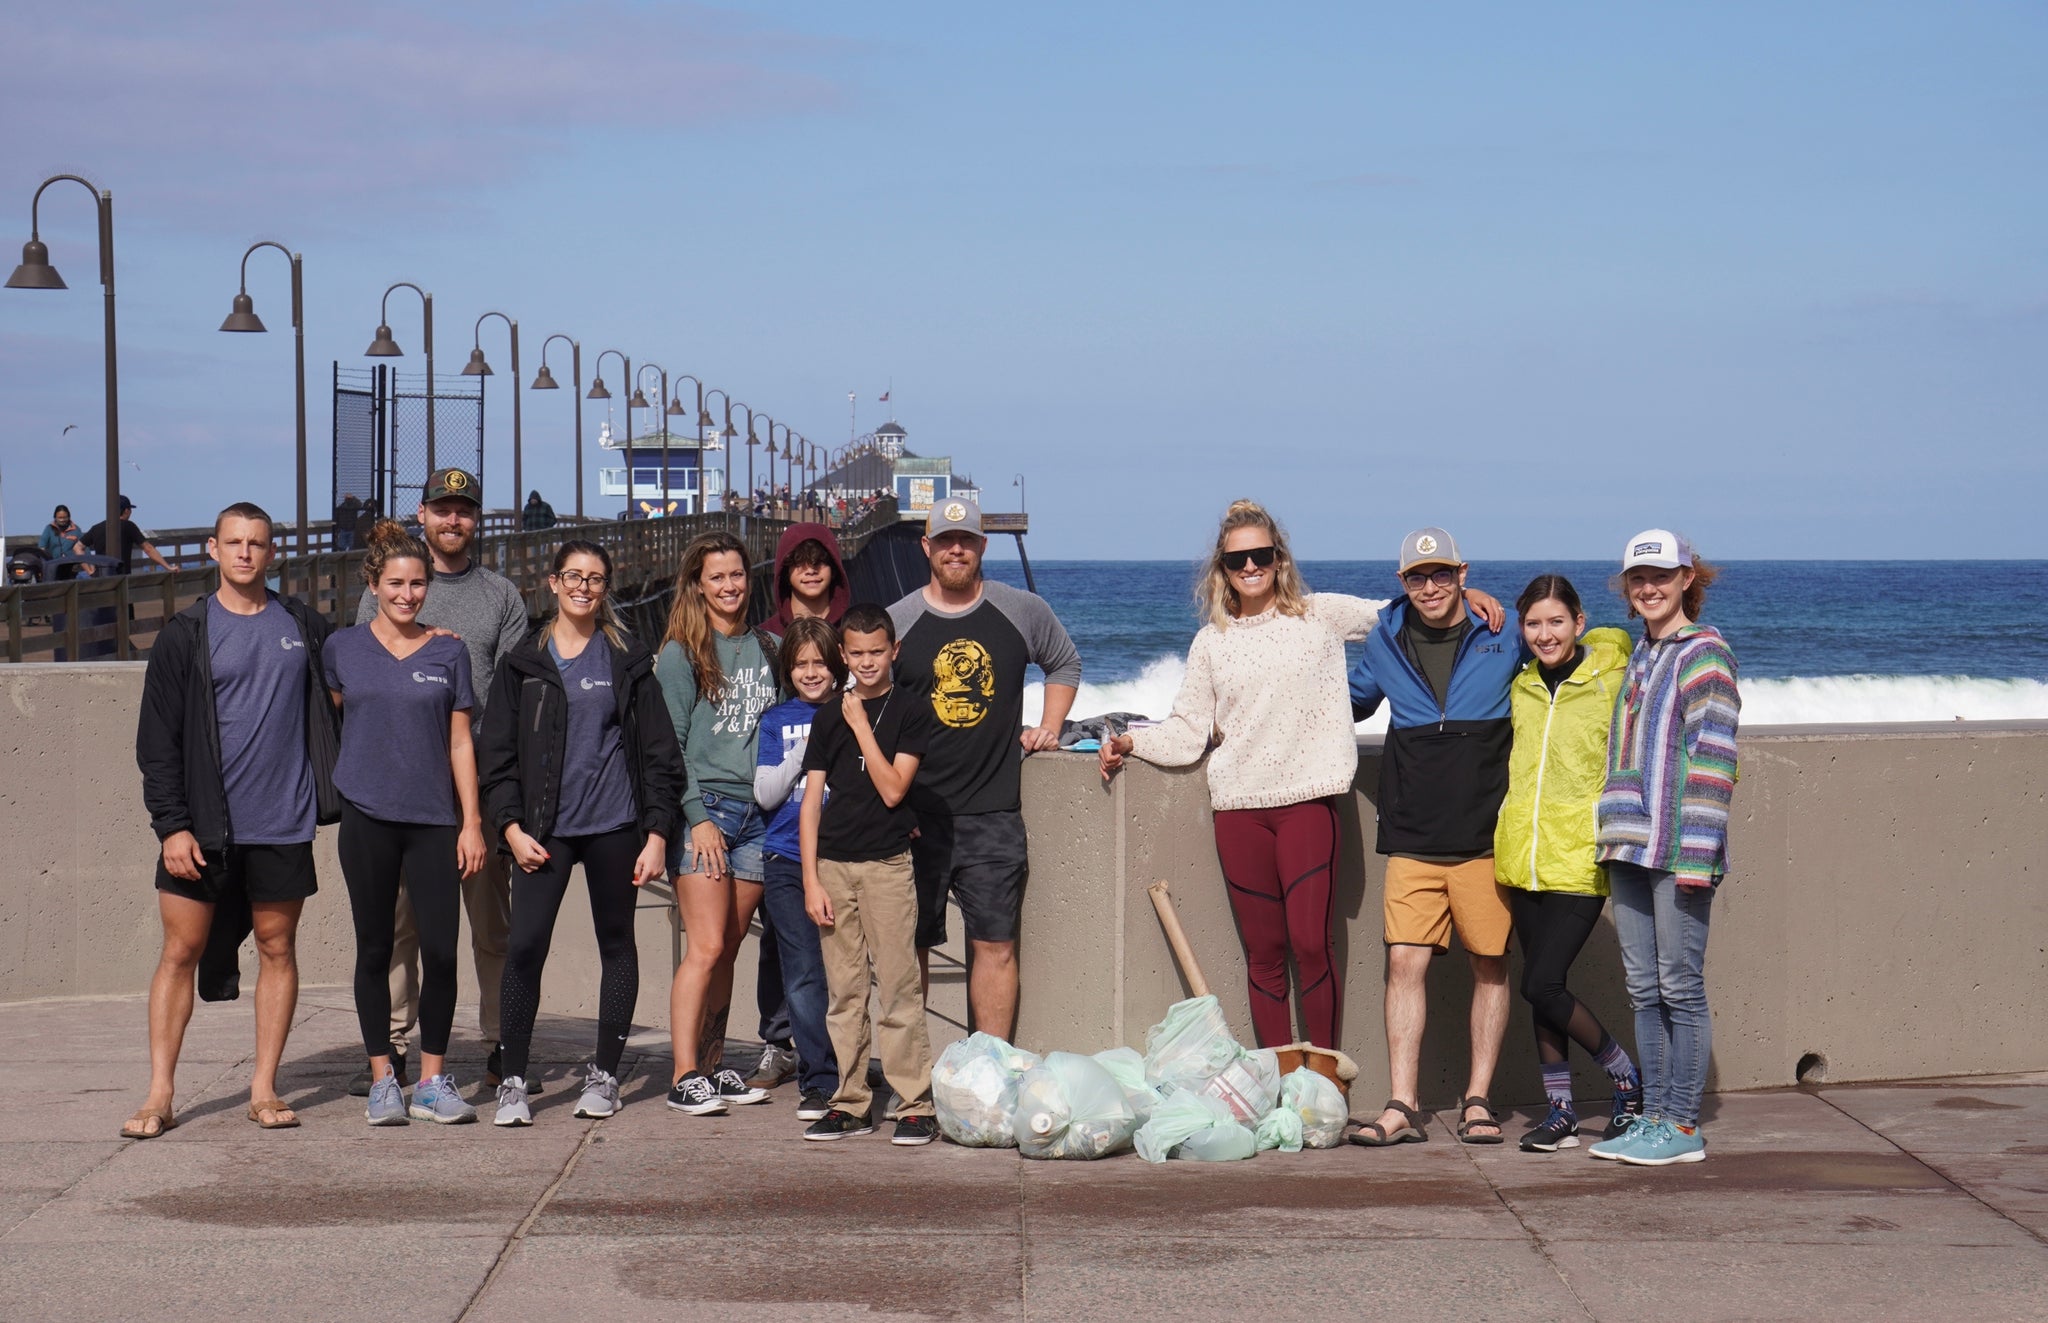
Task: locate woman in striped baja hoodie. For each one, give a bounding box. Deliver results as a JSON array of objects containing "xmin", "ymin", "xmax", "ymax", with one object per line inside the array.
[{"xmin": 1585, "ymin": 529, "xmax": 1740, "ymax": 1169}]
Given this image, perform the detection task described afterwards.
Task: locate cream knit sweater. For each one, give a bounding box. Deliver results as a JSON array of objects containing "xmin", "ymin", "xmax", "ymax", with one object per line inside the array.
[{"xmin": 1128, "ymin": 593, "xmax": 1383, "ymax": 811}]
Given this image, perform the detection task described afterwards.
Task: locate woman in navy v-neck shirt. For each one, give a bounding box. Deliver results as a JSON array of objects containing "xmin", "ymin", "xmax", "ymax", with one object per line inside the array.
[{"xmin": 325, "ymin": 520, "xmax": 487, "ymax": 1126}]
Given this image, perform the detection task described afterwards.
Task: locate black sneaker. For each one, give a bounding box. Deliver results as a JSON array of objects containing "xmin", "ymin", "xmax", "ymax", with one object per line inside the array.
[
  {"xmin": 892, "ymin": 1115, "xmax": 939, "ymax": 1147},
  {"xmin": 796, "ymin": 1088, "xmax": 832, "ymax": 1122},
  {"xmin": 803, "ymin": 1108, "xmax": 874, "ymax": 1141},
  {"xmin": 483, "ymin": 1045, "xmax": 543, "ymax": 1095},
  {"xmin": 348, "ymin": 1046, "xmax": 409, "ymax": 1098},
  {"xmin": 1520, "ymin": 1104, "xmax": 1581, "ymax": 1153},
  {"xmin": 712, "ymin": 1068, "xmax": 770, "ymax": 1106},
  {"xmin": 1608, "ymin": 1083, "xmax": 1645, "ymax": 1140},
  {"xmin": 666, "ymin": 1071, "xmax": 727, "ymax": 1116}
]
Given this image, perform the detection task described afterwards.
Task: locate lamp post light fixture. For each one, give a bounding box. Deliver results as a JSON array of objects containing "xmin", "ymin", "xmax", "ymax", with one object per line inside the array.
[
  {"xmin": 703, "ymin": 388, "xmax": 738, "ymax": 522},
  {"xmin": 634, "ymin": 362, "xmax": 670, "ymax": 516},
  {"xmin": 587, "ymin": 350, "xmax": 629, "ymax": 516},
  {"xmin": 217, "ymin": 240, "xmax": 308, "ymax": 558},
  {"xmin": 364, "ymin": 282, "xmax": 435, "ymax": 472},
  {"xmin": 8, "ymin": 173, "xmax": 123, "ymax": 576},
  {"xmin": 671, "ymin": 373, "xmax": 709, "ymax": 517},
  {"xmin": 460, "ymin": 312, "xmax": 522, "ymax": 514},
  {"xmin": 1013, "ymin": 472, "xmax": 1026, "ymax": 514},
  {"xmin": 531, "ymin": 334, "xmax": 583, "ymax": 518},
  {"xmin": 744, "ymin": 410, "xmax": 773, "ymax": 511}
]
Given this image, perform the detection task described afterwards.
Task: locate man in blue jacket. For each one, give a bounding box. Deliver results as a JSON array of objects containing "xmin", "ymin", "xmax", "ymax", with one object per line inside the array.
[{"xmin": 1347, "ymin": 527, "xmax": 1523, "ymax": 1147}]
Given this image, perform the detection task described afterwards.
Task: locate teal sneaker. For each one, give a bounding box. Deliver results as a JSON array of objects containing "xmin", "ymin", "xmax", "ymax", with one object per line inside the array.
[
  {"xmin": 366, "ymin": 1072, "xmax": 409, "ymax": 1127},
  {"xmin": 1618, "ymin": 1121, "xmax": 1705, "ymax": 1166},
  {"xmin": 1588, "ymin": 1116, "xmax": 1663, "ymax": 1161},
  {"xmin": 410, "ymin": 1073, "xmax": 480, "ymax": 1125}
]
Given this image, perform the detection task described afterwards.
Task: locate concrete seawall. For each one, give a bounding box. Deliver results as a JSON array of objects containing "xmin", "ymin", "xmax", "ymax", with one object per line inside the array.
[{"xmin": 5, "ymin": 663, "xmax": 2044, "ymax": 1103}]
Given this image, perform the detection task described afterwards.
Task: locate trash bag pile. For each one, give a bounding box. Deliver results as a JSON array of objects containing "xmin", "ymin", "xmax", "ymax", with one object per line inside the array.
[{"xmin": 932, "ymin": 995, "xmax": 1353, "ymax": 1162}]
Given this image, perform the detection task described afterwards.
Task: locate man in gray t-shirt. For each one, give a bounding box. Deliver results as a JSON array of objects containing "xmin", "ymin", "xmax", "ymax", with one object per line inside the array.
[{"xmin": 349, "ymin": 467, "xmax": 531, "ymax": 1092}]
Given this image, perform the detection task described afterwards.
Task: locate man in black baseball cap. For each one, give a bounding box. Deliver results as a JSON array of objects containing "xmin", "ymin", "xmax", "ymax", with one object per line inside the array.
[{"xmin": 80, "ymin": 495, "xmax": 173, "ymax": 574}]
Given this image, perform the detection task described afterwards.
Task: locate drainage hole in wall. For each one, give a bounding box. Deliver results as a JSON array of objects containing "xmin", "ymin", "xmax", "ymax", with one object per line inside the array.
[{"xmin": 1795, "ymin": 1052, "xmax": 1829, "ymax": 1085}]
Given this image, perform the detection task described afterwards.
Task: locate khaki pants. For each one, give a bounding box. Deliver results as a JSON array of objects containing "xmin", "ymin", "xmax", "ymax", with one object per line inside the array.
[
  {"xmin": 816, "ymin": 852, "xmax": 933, "ymax": 1117},
  {"xmin": 387, "ymin": 851, "xmax": 511, "ymax": 1048}
]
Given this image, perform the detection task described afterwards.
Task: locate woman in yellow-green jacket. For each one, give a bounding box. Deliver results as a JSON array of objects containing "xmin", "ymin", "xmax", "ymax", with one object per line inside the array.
[{"xmin": 1495, "ymin": 575, "xmax": 1645, "ymax": 1154}]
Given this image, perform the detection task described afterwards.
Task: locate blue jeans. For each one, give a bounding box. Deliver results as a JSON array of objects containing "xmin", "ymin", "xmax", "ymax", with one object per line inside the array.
[
  {"xmin": 760, "ymin": 852, "xmax": 837, "ymax": 1096},
  {"xmin": 1609, "ymin": 863, "xmax": 1714, "ymax": 1126},
  {"xmin": 667, "ymin": 789, "xmax": 767, "ymax": 883}
]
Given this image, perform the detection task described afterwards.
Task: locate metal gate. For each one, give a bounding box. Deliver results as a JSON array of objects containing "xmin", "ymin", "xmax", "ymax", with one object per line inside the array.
[{"xmin": 331, "ymin": 365, "xmax": 485, "ymax": 524}]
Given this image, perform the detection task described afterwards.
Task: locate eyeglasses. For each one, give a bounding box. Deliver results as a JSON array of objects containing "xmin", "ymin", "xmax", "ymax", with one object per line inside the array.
[
  {"xmin": 1221, "ymin": 546, "xmax": 1278, "ymax": 573},
  {"xmin": 555, "ymin": 570, "xmax": 609, "ymax": 592},
  {"xmin": 1401, "ymin": 567, "xmax": 1457, "ymax": 590}
]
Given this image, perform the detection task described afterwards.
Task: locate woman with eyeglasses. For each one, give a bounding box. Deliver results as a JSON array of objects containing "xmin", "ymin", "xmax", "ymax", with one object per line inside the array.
[
  {"xmin": 1097, "ymin": 500, "xmax": 1382, "ymax": 1049},
  {"xmin": 476, "ymin": 541, "xmax": 685, "ymax": 1125}
]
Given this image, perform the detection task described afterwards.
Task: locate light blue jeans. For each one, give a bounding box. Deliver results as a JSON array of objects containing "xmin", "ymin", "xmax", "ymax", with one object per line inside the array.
[{"xmin": 1608, "ymin": 863, "xmax": 1714, "ymax": 1126}]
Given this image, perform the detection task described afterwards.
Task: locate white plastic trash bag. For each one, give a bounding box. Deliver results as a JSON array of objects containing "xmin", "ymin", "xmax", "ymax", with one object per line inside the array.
[
  {"xmin": 1133, "ymin": 1088, "xmax": 1253, "ymax": 1163},
  {"xmin": 1092, "ymin": 1046, "xmax": 1160, "ymax": 1125},
  {"xmin": 1196, "ymin": 1046, "xmax": 1281, "ymax": 1124},
  {"xmin": 1143, "ymin": 995, "xmax": 1243, "ymax": 1092},
  {"xmin": 1281, "ymin": 1066, "xmax": 1349, "ymax": 1150},
  {"xmin": 1012, "ymin": 1051, "xmax": 1138, "ymax": 1160},
  {"xmin": 933, "ymin": 1032, "xmax": 1041, "ymax": 1147},
  {"xmin": 1255, "ymin": 1104, "xmax": 1305, "ymax": 1152}
]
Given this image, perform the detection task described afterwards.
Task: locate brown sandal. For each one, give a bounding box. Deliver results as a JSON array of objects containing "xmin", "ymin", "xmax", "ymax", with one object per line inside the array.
[
  {"xmin": 247, "ymin": 1098, "xmax": 300, "ymax": 1129},
  {"xmin": 1457, "ymin": 1095, "xmax": 1505, "ymax": 1145},
  {"xmin": 1348, "ymin": 1099, "xmax": 1428, "ymax": 1146},
  {"xmin": 120, "ymin": 1106, "xmax": 176, "ymax": 1140}
]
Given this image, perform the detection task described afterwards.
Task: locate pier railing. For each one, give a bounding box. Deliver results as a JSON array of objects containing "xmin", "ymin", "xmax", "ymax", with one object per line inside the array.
[{"xmin": 0, "ymin": 499, "xmax": 899, "ymax": 664}]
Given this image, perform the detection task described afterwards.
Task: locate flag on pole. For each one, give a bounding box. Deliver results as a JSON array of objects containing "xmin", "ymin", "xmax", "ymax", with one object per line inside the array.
[{"xmin": 879, "ymin": 390, "xmax": 890, "ymax": 402}]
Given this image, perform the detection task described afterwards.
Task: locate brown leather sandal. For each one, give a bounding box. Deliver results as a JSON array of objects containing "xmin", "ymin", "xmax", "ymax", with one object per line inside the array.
[
  {"xmin": 1348, "ymin": 1099, "xmax": 1428, "ymax": 1146},
  {"xmin": 247, "ymin": 1098, "xmax": 300, "ymax": 1129},
  {"xmin": 120, "ymin": 1106, "xmax": 176, "ymax": 1139},
  {"xmin": 1457, "ymin": 1095, "xmax": 1505, "ymax": 1145}
]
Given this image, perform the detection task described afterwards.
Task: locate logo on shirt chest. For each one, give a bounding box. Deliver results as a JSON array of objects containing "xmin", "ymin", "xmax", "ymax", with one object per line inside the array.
[
  {"xmin": 279, "ymin": 636, "xmax": 304, "ymax": 652},
  {"xmin": 412, "ymin": 670, "xmax": 449, "ymax": 685},
  {"xmin": 579, "ymin": 676, "xmax": 612, "ymax": 691},
  {"xmin": 930, "ymin": 638, "xmax": 995, "ymax": 729}
]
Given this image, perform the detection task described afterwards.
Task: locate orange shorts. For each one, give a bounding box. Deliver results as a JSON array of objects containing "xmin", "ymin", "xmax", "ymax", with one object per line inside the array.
[{"xmin": 1382, "ymin": 856, "xmax": 1512, "ymax": 956}]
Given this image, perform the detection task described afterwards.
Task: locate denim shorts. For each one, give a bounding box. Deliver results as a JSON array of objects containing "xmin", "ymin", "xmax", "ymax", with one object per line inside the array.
[{"xmin": 667, "ymin": 789, "xmax": 767, "ymax": 883}]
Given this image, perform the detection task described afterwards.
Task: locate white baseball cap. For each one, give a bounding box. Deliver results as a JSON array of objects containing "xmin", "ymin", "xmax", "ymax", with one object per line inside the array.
[{"xmin": 1621, "ymin": 529, "xmax": 1694, "ymax": 570}]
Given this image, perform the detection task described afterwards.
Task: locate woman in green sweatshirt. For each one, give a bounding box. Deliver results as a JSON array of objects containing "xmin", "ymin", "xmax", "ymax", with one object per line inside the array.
[
  {"xmin": 657, "ymin": 532, "xmax": 780, "ymax": 1118},
  {"xmin": 1494, "ymin": 575, "xmax": 1643, "ymax": 1154}
]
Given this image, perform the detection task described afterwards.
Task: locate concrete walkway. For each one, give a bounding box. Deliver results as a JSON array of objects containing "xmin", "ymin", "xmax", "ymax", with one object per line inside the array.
[{"xmin": 4, "ymin": 991, "xmax": 2044, "ymax": 1322}]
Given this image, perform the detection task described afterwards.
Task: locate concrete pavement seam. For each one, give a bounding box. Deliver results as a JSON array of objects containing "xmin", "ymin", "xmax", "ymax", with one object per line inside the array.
[
  {"xmin": 1449, "ymin": 1118, "xmax": 1599, "ymax": 1321},
  {"xmin": 1812, "ymin": 1087, "xmax": 2048, "ymax": 1250}
]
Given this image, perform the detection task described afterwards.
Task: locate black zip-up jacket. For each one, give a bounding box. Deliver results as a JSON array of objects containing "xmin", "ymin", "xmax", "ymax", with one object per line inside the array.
[
  {"xmin": 477, "ymin": 625, "xmax": 685, "ymax": 847},
  {"xmin": 136, "ymin": 592, "xmax": 343, "ymax": 850}
]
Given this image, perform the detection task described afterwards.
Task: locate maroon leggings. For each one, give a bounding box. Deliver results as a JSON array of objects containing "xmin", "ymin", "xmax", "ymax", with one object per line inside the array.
[{"xmin": 1212, "ymin": 798, "xmax": 1341, "ymax": 1049}]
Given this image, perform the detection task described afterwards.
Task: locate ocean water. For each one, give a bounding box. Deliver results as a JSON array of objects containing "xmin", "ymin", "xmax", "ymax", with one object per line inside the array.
[{"xmin": 978, "ymin": 560, "xmax": 2048, "ymax": 729}]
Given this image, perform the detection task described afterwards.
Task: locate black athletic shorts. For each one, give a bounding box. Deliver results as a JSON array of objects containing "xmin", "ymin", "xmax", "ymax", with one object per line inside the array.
[
  {"xmin": 155, "ymin": 841, "xmax": 319, "ymax": 906},
  {"xmin": 913, "ymin": 809, "xmax": 1028, "ymax": 948}
]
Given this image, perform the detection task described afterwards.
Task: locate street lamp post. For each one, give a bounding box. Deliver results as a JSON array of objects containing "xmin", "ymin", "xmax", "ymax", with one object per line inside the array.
[
  {"xmin": 461, "ymin": 312, "xmax": 522, "ymax": 516},
  {"xmin": 7, "ymin": 174, "xmax": 122, "ymax": 575},
  {"xmin": 218, "ymin": 241, "xmax": 307, "ymax": 559},
  {"xmin": 671, "ymin": 374, "xmax": 708, "ymax": 517},
  {"xmin": 704, "ymin": 389, "xmax": 740, "ymax": 525},
  {"xmin": 363, "ymin": 282, "xmax": 434, "ymax": 474},
  {"xmin": 585, "ymin": 350, "xmax": 630, "ymax": 518},
  {"xmin": 1013, "ymin": 472, "xmax": 1026, "ymax": 514},
  {"xmin": 530, "ymin": 335, "xmax": 583, "ymax": 518},
  {"xmin": 635, "ymin": 363, "xmax": 670, "ymax": 516},
  {"xmin": 746, "ymin": 410, "xmax": 771, "ymax": 510}
]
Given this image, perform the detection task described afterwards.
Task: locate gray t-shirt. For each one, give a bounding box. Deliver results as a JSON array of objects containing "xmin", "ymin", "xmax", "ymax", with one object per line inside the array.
[
  {"xmin": 357, "ymin": 557, "xmax": 527, "ymax": 724},
  {"xmin": 323, "ymin": 625, "xmax": 475, "ymax": 826},
  {"xmin": 208, "ymin": 596, "xmax": 316, "ymax": 844},
  {"xmin": 550, "ymin": 634, "xmax": 636, "ymax": 838}
]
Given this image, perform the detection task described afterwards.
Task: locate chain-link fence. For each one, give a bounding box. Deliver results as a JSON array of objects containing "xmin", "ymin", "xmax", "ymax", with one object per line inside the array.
[{"xmin": 332, "ymin": 365, "xmax": 484, "ymax": 525}]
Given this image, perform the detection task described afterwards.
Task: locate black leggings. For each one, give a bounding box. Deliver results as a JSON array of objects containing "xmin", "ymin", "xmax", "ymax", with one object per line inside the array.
[
  {"xmin": 339, "ymin": 803, "xmax": 462, "ymax": 1058},
  {"xmin": 1509, "ymin": 888, "xmax": 1612, "ymax": 1064},
  {"xmin": 498, "ymin": 827, "xmax": 644, "ymax": 1080}
]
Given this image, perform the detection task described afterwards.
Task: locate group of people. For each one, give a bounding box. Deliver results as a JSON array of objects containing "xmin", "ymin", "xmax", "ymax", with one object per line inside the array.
[
  {"xmin": 125, "ymin": 479, "xmax": 1736, "ymax": 1167},
  {"xmin": 1101, "ymin": 505, "xmax": 1739, "ymax": 1166},
  {"xmin": 127, "ymin": 475, "xmax": 1079, "ymax": 1149},
  {"xmin": 35, "ymin": 496, "xmax": 173, "ymax": 576}
]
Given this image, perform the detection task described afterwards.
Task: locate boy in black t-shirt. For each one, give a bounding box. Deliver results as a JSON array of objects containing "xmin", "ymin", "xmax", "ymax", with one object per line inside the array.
[{"xmin": 799, "ymin": 604, "xmax": 940, "ymax": 1145}]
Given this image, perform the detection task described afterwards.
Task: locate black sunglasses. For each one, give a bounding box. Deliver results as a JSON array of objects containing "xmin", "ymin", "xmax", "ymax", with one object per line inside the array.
[{"xmin": 1222, "ymin": 546, "xmax": 1278, "ymax": 573}]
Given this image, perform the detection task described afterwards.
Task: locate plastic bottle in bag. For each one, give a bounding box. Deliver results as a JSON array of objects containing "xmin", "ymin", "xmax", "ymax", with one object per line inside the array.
[
  {"xmin": 1012, "ymin": 1052, "xmax": 1138, "ymax": 1160},
  {"xmin": 932, "ymin": 1032, "xmax": 1041, "ymax": 1147},
  {"xmin": 1281, "ymin": 1066, "xmax": 1349, "ymax": 1150}
]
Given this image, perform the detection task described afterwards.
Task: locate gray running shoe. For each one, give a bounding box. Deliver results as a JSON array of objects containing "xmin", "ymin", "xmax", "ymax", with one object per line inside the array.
[
  {"xmin": 713, "ymin": 1068, "xmax": 770, "ymax": 1106},
  {"xmin": 574, "ymin": 1064, "xmax": 620, "ymax": 1119},
  {"xmin": 493, "ymin": 1076, "xmax": 532, "ymax": 1127},
  {"xmin": 366, "ymin": 1072, "xmax": 409, "ymax": 1126},
  {"xmin": 746, "ymin": 1041, "xmax": 799, "ymax": 1090},
  {"xmin": 410, "ymin": 1072, "xmax": 480, "ymax": 1125}
]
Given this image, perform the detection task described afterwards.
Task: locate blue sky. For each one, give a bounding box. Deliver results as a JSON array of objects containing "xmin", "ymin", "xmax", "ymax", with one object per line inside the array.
[{"xmin": 3, "ymin": 1, "xmax": 2043, "ymax": 559}]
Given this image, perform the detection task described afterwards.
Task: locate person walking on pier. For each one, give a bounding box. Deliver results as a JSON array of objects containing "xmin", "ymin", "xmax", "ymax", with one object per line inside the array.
[
  {"xmin": 478, "ymin": 540, "xmax": 683, "ymax": 1125},
  {"xmin": 1587, "ymin": 531, "xmax": 1740, "ymax": 1168},
  {"xmin": 350, "ymin": 469, "xmax": 528, "ymax": 1096},
  {"xmin": 129, "ymin": 503, "xmax": 340, "ymax": 1138},
  {"xmin": 658, "ymin": 531, "xmax": 780, "ymax": 1116},
  {"xmin": 327, "ymin": 520, "xmax": 489, "ymax": 1125},
  {"xmin": 1494, "ymin": 575, "xmax": 1645, "ymax": 1153},
  {"xmin": 80, "ymin": 495, "xmax": 173, "ymax": 574},
  {"xmin": 890, "ymin": 499, "xmax": 1081, "ymax": 1042},
  {"xmin": 1099, "ymin": 500, "xmax": 1375, "ymax": 1050},
  {"xmin": 1346, "ymin": 527, "xmax": 1517, "ymax": 1147}
]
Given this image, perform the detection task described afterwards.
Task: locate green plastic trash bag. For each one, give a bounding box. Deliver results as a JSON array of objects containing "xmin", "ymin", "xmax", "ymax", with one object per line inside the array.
[
  {"xmin": 1143, "ymin": 995, "xmax": 1242, "ymax": 1091},
  {"xmin": 1195, "ymin": 1046, "xmax": 1281, "ymax": 1124},
  {"xmin": 1012, "ymin": 1051, "xmax": 1138, "ymax": 1160},
  {"xmin": 1134, "ymin": 1088, "xmax": 1254, "ymax": 1163},
  {"xmin": 933, "ymin": 1032, "xmax": 1041, "ymax": 1147},
  {"xmin": 1177, "ymin": 1116, "xmax": 1258, "ymax": 1161},
  {"xmin": 1281, "ymin": 1066, "xmax": 1349, "ymax": 1150},
  {"xmin": 1255, "ymin": 1104, "xmax": 1305, "ymax": 1152},
  {"xmin": 1092, "ymin": 1046, "xmax": 1160, "ymax": 1125}
]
